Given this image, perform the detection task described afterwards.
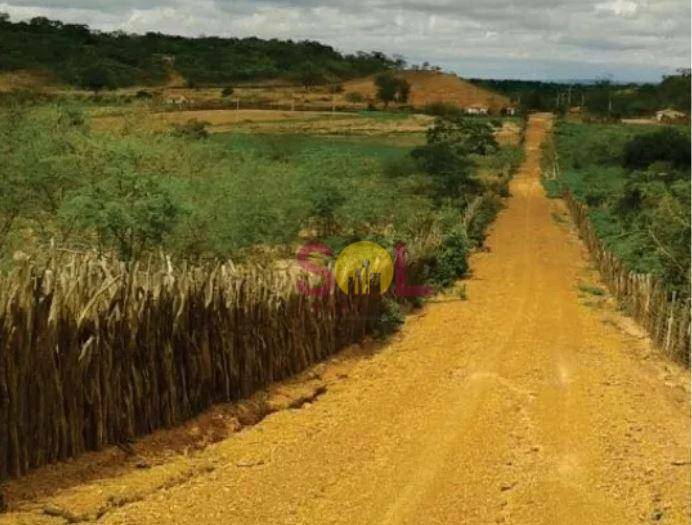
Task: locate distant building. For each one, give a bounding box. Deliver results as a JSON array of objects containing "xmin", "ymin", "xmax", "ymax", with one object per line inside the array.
[
  {"xmin": 656, "ymin": 108, "xmax": 687, "ymax": 123},
  {"xmin": 466, "ymin": 105, "xmax": 489, "ymax": 115}
]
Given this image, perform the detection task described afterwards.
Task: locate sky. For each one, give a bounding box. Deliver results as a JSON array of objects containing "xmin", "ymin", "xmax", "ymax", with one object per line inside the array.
[{"xmin": 0, "ymin": 0, "xmax": 690, "ymax": 82}]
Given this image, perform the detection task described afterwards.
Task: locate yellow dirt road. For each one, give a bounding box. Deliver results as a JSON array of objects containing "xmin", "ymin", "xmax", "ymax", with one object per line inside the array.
[{"xmin": 3, "ymin": 114, "xmax": 689, "ymax": 524}]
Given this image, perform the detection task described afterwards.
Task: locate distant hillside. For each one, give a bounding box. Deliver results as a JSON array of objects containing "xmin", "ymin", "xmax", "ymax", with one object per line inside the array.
[
  {"xmin": 345, "ymin": 71, "xmax": 511, "ymax": 111},
  {"xmin": 0, "ymin": 14, "xmax": 400, "ymax": 89}
]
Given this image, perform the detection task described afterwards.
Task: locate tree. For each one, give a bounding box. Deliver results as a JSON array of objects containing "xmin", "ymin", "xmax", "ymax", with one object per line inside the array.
[
  {"xmin": 622, "ymin": 128, "xmax": 690, "ymax": 171},
  {"xmin": 375, "ymin": 73, "xmax": 399, "ymax": 107},
  {"xmin": 80, "ymin": 64, "xmax": 116, "ymax": 93},
  {"xmin": 0, "ymin": 15, "xmax": 401, "ymax": 88},
  {"xmin": 392, "ymin": 54, "xmax": 407, "ymax": 70},
  {"xmin": 0, "ymin": 105, "xmax": 86, "ymax": 250},
  {"xmin": 295, "ymin": 65, "xmax": 326, "ymax": 89},
  {"xmin": 374, "ymin": 73, "xmax": 410, "ymax": 108},
  {"xmin": 61, "ymin": 171, "xmax": 182, "ymax": 260},
  {"xmin": 411, "ymin": 116, "xmax": 498, "ymax": 200},
  {"xmin": 397, "ymin": 79, "xmax": 411, "ymax": 103}
]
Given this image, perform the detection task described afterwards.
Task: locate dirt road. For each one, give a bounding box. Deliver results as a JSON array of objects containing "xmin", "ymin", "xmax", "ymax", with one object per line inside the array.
[{"xmin": 2, "ymin": 114, "xmax": 689, "ymax": 524}]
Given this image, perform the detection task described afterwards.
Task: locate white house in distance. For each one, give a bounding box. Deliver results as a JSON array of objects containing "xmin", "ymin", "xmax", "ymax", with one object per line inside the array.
[
  {"xmin": 655, "ymin": 108, "xmax": 687, "ymax": 123},
  {"xmin": 465, "ymin": 105, "xmax": 489, "ymax": 115}
]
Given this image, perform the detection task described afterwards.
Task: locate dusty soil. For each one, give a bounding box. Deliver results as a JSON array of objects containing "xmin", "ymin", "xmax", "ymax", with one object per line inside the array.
[
  {"xmin": 90, "ymin": 108, "xmax": 336, "ymax": 132},
  {"xmin": 0, "ymin": 70, "xmax": 58, "ymax": 91},
  {"xmin": 90, "ymin": 107, "xmax": 522, "ymax": 143},
  {"xmin": 89, "ymin": 108, "xmax": 436, "ymax": 136},
  {"xmin": 1, "ymin": 114, "xmax": 689, "ymax": 525},
  {"xmin": 343, "ymin": 70, "xmax": 511, "ymax": 111},
  {"xmin": 149, "ymin": 71, "xmax": 510, "ymax": 112}
]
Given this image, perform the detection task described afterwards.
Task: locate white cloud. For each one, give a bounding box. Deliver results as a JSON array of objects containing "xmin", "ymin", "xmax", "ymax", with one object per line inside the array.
[
  {"xmin": 0, "ymin": 0, "xmax": 689, "ymax": 81},
  {"xmin": 596, "ymin": 0, "xmax": 640, "ymax": 17}
]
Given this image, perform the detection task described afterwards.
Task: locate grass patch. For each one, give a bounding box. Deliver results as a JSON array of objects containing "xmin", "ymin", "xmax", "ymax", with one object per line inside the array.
[{"xmin": 578, "ymin": 282, "xmax": 606, "ymax": 296}]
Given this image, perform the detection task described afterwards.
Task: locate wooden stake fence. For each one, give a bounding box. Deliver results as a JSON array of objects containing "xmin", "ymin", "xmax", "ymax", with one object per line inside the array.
[
  {"xmin": 565, "ymin": 192, "xmax": 690, "ymax": 363},
  {"xmin": 0, "ymin": 254, "xmax": 383, "ymax": 480}
]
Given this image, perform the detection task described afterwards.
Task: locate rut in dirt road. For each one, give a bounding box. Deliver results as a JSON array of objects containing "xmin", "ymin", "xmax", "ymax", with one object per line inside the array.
[{"xmin": 2, "ymin": 114, "xmax": 689, "ymax": 525}]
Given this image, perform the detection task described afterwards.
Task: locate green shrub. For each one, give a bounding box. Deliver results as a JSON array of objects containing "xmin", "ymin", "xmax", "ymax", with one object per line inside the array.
[
  {"xmin": 61, "ymin": 171, "xmax": 183, "ymax": 260},
  {"xmin": 411, "ymin": 116, "xmax": 497, "ymax": 200},
  {"xmin": 171, "ymin": 119, "xmax": 209, "ymax": 139},
  {"xmin": 622, "ymin": 128, "xmax": 690, "ymax": 171},
  {"xmin": 426, "ymin": 226, "xmax": 470, "ymax": 288},
  {"xmin": 376, "ymin": 297, "xmax": 405, "ymax": 337},
  {"xmin": 79, "ymin": 64, "xmax": 117, "ymax": 92},
  {"xmin": 467, "ymin": 194, "xmax": 503, "ymax": 246},
  {"xmin": 421, "ymin": 102, "xmax": 463, "ymax": 118}
]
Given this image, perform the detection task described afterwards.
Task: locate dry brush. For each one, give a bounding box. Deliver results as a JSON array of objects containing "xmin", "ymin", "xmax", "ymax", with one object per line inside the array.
[{"xmin": 0, "ymin": 253, "xmax": 383, "ymax": 480}]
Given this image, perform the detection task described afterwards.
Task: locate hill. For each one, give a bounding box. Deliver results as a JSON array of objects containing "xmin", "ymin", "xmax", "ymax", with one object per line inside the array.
[
  {"xmin": 0, "ymin": 13, "xmax": 400, "ymax": 89},
  {"xmin": 344, "ymin": 71, "xmax": 511, "ymax": 111}
]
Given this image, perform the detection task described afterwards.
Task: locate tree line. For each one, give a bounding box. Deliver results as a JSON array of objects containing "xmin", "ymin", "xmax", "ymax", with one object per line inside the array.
[
  {"xmin": 0, "ymin": 14, "xmax": 402, "ymax": 89},
  {"xmin": 470, "ymin": 73, "xmax": 691, "ymax": 117}
]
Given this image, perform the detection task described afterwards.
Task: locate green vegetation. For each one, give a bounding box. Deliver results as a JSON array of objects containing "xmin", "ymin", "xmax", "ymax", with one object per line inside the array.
[
  {"xmin": 0, "ymin": 15, "xmax": 402, "ymax": 88},
  {"xmin": 0, "ymin": 102, "xmax": 520, "ymax": 295},
  {"xmin": 578, "ymin": 282, "xmax": 606, "ymax": 296},
  {"xmin": 374, "ymin": 73, "xmax": 411, "ymax": 107},
  {"xmin": 420, "ymin": 102, "xmax": 465, "ymax": 118},
  {"xmin": 544, "ymin": 121, "xmax": 690, "ymax": 295},
  {"xmin": 412, "ymin": 116, "xmax": 499, "ymax": 200},
  {"xmin": 471, "ymin": 73, "xmax": 691, "ymax": 117}
]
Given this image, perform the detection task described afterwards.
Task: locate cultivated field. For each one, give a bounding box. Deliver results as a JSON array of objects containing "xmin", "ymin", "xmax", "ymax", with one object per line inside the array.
[
  {"xmin": 1, "ymin": 115, "xmax": 688, "ymax": 525},
  {"xmin": 88, "ymin": 106, "xmax": 522, "ymax": 143},
  {"xmin": 0, "ymin": 10, "xmax": 690, "ymax": 524}
]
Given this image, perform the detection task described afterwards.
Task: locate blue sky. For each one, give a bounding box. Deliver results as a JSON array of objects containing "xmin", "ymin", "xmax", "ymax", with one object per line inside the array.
[{"xmin": 1, "ymin": 0, "xmax": 689, "ymax": 82}]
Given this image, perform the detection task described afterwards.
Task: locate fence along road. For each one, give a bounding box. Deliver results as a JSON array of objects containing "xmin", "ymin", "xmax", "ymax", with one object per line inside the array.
[{"xmin": 2, "ymin": 114, "xmax": 690, "ymax": 525}]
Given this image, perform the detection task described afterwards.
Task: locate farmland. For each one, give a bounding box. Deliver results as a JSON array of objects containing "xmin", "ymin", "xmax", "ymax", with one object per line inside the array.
[
  {"xmin": 0, "ymin": 102, "xmax": 521, "ymax": 268},
  {"xmin": 0, "ymin": 96, "xmax": 525, "ymax": 484},
  {"xmin": 0, "ymin": 7, "xmax": 690, "ymax": 525},
  {"xmin": 1, "ymin": 114, "xmax": 689, "ymax": 525}
]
